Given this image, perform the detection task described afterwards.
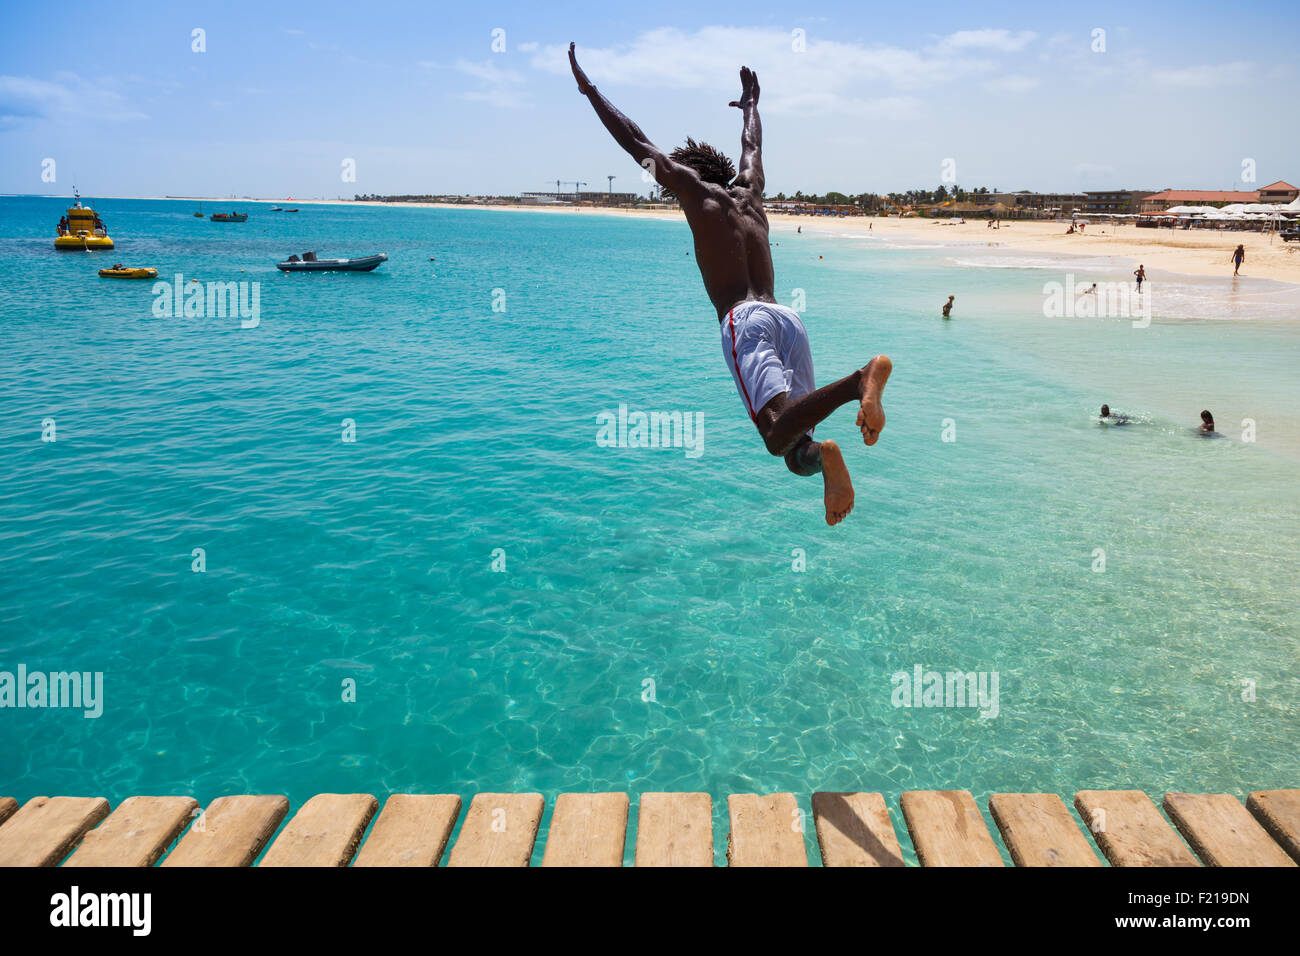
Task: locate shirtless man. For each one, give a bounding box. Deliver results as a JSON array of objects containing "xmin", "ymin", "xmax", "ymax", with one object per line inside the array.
[{"xmin": 569, "ymin": 44, "xmax": 891, "ymax": 525}]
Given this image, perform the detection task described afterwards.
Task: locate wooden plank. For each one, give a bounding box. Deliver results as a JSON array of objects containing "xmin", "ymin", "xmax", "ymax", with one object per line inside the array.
[
  {"xmin": 65, "ymin": 796, "xmax": 199, "ymax": 867},
  {"xmin": 352, "ymin": 795, "xmax": 462, "ymax": 867},
  {"xmin": 988, "ymin": 793, "xmax": 1102, "ymax": 867},
  {"xmin": 811, "ymin": 792, "xmax": 904, "ymax": 867},
  {"xmin": 1242, "ymin": 790, "xmax": 1300, "ymax": 868},
  {"xmin": 0, "ymin": 798, "xmax": 16, "ymax": 826},
  {"xmin": 1246, "ymin": 790, "xmax": 1300, "ymax": 865},
  {"xmin": 900, "ymin": 790, "xmax": 1004, "ymax": 867},
  {"xmin": 1074, "ymin": 790, "xmax": 1198, "ymax": 867},
  {"xmin": 1164, "ymin": 793, "xmax": 1295, "ymax": 867},
  {"xmin": 446, "ymin": 793, "xmax": 545, "ymax": 867},
  {"xmin": 162, "ymin": 795, "xmax": 289, "ymax": 867},
  {"xmin": 541, "ymin": 793, "xmax": 629, "ymax": 867},
  {"xmin": 634, "ymin": 792, "xmax": 713, "ymax": 867},
  {"xmin": 726, "ymin": 793, "xmax": 808, "ymax": 867},
  {"xmin": 0, "ymin": 796, "xmax": 110, "ymax": 867},
  {"xmin": 259, "ymin": 793, "xmax": 377, "ymax": 867}
]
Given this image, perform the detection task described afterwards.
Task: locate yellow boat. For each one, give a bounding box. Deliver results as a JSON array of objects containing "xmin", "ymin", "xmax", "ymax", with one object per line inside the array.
[
  {"xmin": 55, "ymin": 190, "xmax": 114, "ymax": 250},
  {"xmin": 98, "ymin": 266, "xmax": 158, "ymax": 279}
]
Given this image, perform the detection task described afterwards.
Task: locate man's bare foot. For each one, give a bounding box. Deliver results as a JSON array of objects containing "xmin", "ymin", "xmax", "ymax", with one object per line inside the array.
[
  {"xmin": 856, "ymin": 354, "xmax": 892, "ymax": 446},
  {"xmin": 820, "ymin": 439, "xmax": 854, "ymax": 525}
]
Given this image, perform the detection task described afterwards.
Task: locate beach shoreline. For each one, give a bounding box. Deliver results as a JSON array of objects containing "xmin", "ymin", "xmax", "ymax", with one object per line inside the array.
[{"xmin": 136, "ymin": 195, "xmax": 1300, "ymax": 285}]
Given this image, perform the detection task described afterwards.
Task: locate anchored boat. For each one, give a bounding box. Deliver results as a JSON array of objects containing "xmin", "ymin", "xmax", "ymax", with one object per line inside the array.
[
  {"xmin": 277, "ymin": 251, "xmax": 387, "ymax": 272},
  {"xmin": 98, "ymin": 265, "xmax": 159, "ymax": 279},
  {"xmin": 54, "ymin": 190, "xmax": 114, "ymax": 250},
  {"xmin": 210, "ymin": 211, "xmax": 247, "ymax": 222}
]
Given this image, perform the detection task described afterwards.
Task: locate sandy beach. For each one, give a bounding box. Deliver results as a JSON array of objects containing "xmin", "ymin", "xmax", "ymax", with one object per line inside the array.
[{"xmin": 156, "ymin": 195, "xmax": 1300, "ymax": 286}]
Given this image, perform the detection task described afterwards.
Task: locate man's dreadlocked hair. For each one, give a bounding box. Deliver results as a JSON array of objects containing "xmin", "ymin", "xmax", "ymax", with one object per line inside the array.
[{"xmin": 659, "ymin": 137, "xmax": 736, "ymax": 200}]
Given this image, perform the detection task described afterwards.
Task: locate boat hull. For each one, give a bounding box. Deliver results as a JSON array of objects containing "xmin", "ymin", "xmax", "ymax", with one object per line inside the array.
[
  {"xmin": 277, "ymin": 253, "xmax": 387, "ymax": 272},
  {"xmin": 98, "ymin": 268, "xmax": 159, "ymax": 279},
  {"xmin": 55, "ymin": 235, "xmax": 114, "ymax": 250}
]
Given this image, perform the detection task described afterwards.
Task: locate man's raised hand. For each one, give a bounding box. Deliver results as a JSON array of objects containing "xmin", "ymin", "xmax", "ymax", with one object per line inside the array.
[
  {"xmin": 728, "ymin": 66, "xmax": 759, "ymax": 109},
  {"xmin": 569, "ymin": 42, "xmax": 593, "ymax": 95}
]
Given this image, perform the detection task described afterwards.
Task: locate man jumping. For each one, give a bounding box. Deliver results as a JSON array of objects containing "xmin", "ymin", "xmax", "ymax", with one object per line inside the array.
[{"xmin": 569, "ymin": 44, "xmax": 891, "ymax": 525}]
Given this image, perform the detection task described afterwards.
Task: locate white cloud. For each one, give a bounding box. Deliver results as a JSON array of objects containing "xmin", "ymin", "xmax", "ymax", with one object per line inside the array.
[
  {"xmin": 933, "ymin": 29, "xmax": 1037, "ymax": 54},
  {"xmin": 1152, "ymin": 61, "xmax": 1253, "ymax": 88},
  {"xmin": 453, "ymin": 59, "xmax": 529, "ymax": 108},
  {"xmin": 984, "ymin": 74, "xmax": 1039, "ymax": 94},
  {"xmin": 0, "ymin": 73, "xmax": 148, "ymax": 124},
  {"xmin": 542, "ymin": 26, "xmax": 1044, "ymax": 117}
]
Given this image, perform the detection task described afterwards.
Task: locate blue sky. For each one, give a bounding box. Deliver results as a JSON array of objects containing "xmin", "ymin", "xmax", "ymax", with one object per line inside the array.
[{"xmin": 1, "ymin": 0, "xmax": 1296, "ymax": 198}]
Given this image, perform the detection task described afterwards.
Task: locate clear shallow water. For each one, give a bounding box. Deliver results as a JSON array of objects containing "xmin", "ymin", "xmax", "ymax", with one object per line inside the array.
[{"xmin": 1, "ymin": 197, "xmax": 1297, "ymax": 864}]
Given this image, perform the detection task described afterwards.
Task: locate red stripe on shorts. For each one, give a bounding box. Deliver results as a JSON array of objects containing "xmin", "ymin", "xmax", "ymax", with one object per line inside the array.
[{"xmin": 728, "ymin": 309, "xmax": 756, "ymax": 420}]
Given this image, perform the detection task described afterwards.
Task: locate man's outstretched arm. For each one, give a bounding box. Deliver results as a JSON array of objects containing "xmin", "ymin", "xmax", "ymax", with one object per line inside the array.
[
  {"xmin": 729, "ymin": 66, "xmax": 764, "ymax": 194},
  {"xmin": 568, "ymin": 43, "xmax": 699, "ymax": 198}
]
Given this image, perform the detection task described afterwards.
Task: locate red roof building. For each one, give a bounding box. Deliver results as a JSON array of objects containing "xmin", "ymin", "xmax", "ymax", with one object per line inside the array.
[
  {"xmin": 1141, "ymin": 189, "xmax": 1259, "ymax": 211},
  {"xmin": 1258, "ymin": 181, "xmax": 1299, "ymax": 203}
]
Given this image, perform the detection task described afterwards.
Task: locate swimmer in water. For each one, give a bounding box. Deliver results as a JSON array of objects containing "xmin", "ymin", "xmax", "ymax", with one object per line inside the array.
[
  {"xmin": 941, "ymin": 295, "xmax": 955, "ymax": 318},
  {"xmin": 1200, "ymin": 409, "xmax": 1215, "ymax": 434},
  {"xmin": 1099, "ymin": 404, "xmax": 1131, "ymax": 425}
]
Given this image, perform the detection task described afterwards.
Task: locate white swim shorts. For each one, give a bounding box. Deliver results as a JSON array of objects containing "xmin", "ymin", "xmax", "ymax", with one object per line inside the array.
[{"xmin": 720, "ymin": 300, "xmax": 816, "ymax": 421}]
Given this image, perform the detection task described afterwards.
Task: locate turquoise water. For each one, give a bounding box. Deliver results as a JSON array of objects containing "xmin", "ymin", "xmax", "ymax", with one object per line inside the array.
[{"xmin": 1, "ymin": 197, "xmax": 1297, "ymax": 864}]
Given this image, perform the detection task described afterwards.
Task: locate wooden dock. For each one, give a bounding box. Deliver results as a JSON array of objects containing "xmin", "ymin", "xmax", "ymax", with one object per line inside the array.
[{"xmin": 0, "ymin": 788, "xmax": 1296, "ymax": 867}]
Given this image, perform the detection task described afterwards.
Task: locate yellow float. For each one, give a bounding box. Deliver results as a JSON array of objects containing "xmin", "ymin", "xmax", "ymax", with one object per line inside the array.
[{"xmin": 55, "ymin": 190, "xmax": 114, "ymax": 250}]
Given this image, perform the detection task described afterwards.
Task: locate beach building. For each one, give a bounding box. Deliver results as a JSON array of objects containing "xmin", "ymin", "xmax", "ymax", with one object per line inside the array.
[
  {"xmin": 1083, "ymin": 190, "xmax": 1156, "ymax": 215},
  {"xmin": 1141, "ymin": 189, "xmax": 1259, "ymax": 212},
  {"xmin": 520, "ymin": 190, "xmax": 644, "ymax": 206},
  {"xmin": 1258, "ymin": 180, "xmax": 1299, "ymax": 203},
  {"xmin": 989, "ymin": 192, "xmax": 1087, "ymax": 215}
]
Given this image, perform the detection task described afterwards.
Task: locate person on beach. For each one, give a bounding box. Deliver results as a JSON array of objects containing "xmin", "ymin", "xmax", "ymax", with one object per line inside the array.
[
  {"xmin": 942, "ymin": 295, "xmax": 955, "ymax": 318},
  {"xmin": 1200, "ymin": 410, "xmax": 1215, "ymax": 434},
  {"xmin": 1134, "ymin": 265, "xmax": 1146, "ymax": 292},
  {"xmin": 1231, "ymin": 244, "xmax": 1245, "ymax": 277},
  {"xmin": 569, "ymin": 44, "xmax": 891, "ymax": 526}
]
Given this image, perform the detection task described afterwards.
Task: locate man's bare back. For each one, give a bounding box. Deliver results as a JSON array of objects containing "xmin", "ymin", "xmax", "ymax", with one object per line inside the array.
[
  {"xmin": 682, "ymin": 184, "xmax": 775, "ymax": 321},
  {"xmin": 570, "ymin": 45, "xmax": 891, "ymax": 525}
]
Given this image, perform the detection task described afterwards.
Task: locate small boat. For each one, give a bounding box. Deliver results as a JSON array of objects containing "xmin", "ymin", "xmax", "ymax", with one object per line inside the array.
[
  {"xmin": 194, "ymin": 201, "xmax": 204, "ymax": 218},
  {"xmin": 284, "ymin": 208, "xmax": 299, "ymax": 213},
  {"xmin": 210, "ymin": 211, "xmax": 247, "ymax": 222},
  {"xmin": 271, "ymin": 206, "xmax": 283, "ymax": 211},
  {"xmin": 99, "ymin": 265, "xmax": 158, "ymax": 279},
  {"xmin": 55, "ymin": 189, "xmax": 114, "ymax": 250},
  {"xmin": 277, "ymin": 251, "xmax": 387, "ymax": 272}
]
